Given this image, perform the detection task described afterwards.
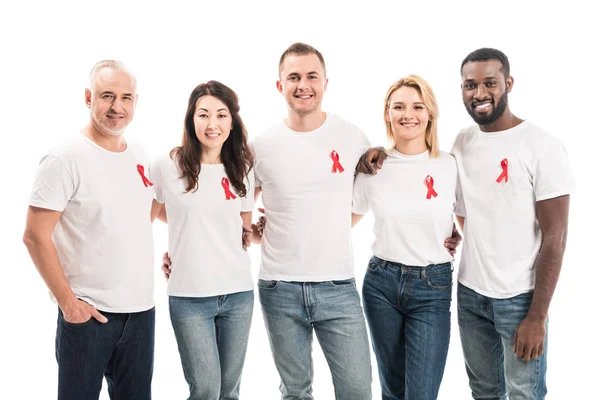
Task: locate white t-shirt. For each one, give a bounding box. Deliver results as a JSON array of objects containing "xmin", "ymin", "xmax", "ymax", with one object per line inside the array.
[
  {"xmin": 150, "ymin": 155, "xmax": 254, "ymax": 297},
  {"xmin": 451, "ymin": 121, "xmax": 573, "ymax": 298},
  {"xmin": 353, "ymin": 150, "xmax": 458, "ymax": 266},
  {"xmin": 253, "ymin": 114, "xmax": 371, "ymax": 281},
  {"xmin": 29, "ymin": 133, "xmax": 155, "ymax": 312}
]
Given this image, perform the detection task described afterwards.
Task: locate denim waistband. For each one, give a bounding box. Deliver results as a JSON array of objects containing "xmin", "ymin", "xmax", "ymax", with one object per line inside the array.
[{"xmin": 370, "ymin": 256, "xmax": 452, "ymax": 278}]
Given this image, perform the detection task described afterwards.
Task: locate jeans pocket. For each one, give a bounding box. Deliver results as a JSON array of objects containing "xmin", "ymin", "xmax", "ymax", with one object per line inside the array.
[
  {"xmin": 257, "ymin": 279, "xmax": 279, "ymax": 290},
  {"xmin": 61, "ymin": 312, "xmax": 94, "ymax": 327},
  {"xmin": 367, "ymin": 258, "xmax": 380, "ymax": 272},
  {"xmin": 426, "ymin": 270, "xmax": 452, "ymax": 291},
  {"xmin": 329, "ymin": 278, "xmax": 356, "ymax": 287}
]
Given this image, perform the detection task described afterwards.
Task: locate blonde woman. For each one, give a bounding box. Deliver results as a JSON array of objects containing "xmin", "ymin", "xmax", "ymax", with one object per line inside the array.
[{"xmin": 352, "ymin": 75, "xmax": 460, "ymax": 399}]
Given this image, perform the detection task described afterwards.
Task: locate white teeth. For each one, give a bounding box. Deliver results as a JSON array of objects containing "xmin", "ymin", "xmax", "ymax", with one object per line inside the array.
[
  {"xmin": 297, "ymin": 95, "xmax": 311, "ymax": 99},
  {"xmin": 206, "ymin": 133, "xmax": 219, "ymax": 137},
  {"xmin": 475, "ymin": 103, "xmax": 491, "ymax": 109}
]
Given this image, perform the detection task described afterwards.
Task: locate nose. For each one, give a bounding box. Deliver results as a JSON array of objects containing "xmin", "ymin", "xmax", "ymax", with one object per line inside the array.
[
  {"xmin": 110, "ymin": 97, "xmax": 124, "ymax": 112},
  {"xmin": 208, "ymin": 115, "xmax": 220, "ymax": 129},
  {"xmin": 298, "ymin": 77, "xmax": 310, "ymax": 90},
  {"xmin": 474, "ymin": 84, "xmax": 488, "ymax": 100}
]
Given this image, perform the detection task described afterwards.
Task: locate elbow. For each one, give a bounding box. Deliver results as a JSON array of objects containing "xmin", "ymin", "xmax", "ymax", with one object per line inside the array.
[{"xmin": 22, "ymin": 229, "xmax": 39, "ymax": 250}]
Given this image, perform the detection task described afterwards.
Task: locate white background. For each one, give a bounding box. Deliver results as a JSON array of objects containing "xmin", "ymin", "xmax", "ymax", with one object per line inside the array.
[{"xmin": 1, "ymin": 0, "xmax": 597, "ymax": 398}]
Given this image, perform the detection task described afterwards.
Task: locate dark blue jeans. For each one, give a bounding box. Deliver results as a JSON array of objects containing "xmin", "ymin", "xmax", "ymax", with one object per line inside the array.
[
  {"xmin": 55, "ymin": 307, "xmax": 155, "ymax": 400},
  {"xmin": 362, "ymin": 256, "xmax": 452, "ymax": 400}
]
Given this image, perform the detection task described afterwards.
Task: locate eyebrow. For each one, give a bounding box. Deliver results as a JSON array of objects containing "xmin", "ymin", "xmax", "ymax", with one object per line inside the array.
[
  {"xmin": 197, "ymin": 108, "xmax": 229, "ymax": 112},
  {"xmin": 286, "ymin": 71, "xmax": 320, "ymax": 78},
  {"xmin": 463, "ymin": 76, "xmax": 498, "ymax": 82},
  {"xmin": 100, "ymin": 91, "xmax": 134, "ymax": 97}
]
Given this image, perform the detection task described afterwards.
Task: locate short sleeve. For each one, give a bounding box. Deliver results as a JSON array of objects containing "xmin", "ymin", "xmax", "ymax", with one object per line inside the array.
[
  {"xmin": 455, "ymin": 172, "xmax": 466, "ymax": 217},
  {"xmin": 241, "ymin": 169, "xmax": 255, "ymax": 212},
  {"xmin": 534, "ymin": 137, "xmax": 574, "ymax": 201},
  {"xmin": 149, "ymin": 157, "xmax": 165, "ymax": 204},
  {"xmin": 29, "ymin": 155, "xmax": 75, "ymax": 212},
  {"xmin": 250, "ymin": 142, "xmax": 262, "ymax": 188},
  {"xmin": 352, "ymin": 173, "xmax": 371, "ymax": 215}
]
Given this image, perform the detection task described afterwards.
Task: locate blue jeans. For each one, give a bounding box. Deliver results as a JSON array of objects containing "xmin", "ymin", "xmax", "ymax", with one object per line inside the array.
[
  {"xmin": 55, "ymin": 307, "xmax": 155, "ymax": 400},
  {"xmin": 258, "ymin": 278, "xmax": 372, "ymax": 400},
  {"xmin": 169, "ymin": 290, "xmax": 254, "ymax": 400},
  {"xmin": 457, "ymin": 283, "xmax": 548, "ymax": 400},
  {"xmin": 362, "ymin": 256, "xmax": 452, "ymax": 400}
]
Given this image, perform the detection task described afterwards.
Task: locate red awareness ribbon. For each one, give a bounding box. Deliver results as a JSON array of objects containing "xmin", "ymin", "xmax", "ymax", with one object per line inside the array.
[
  {"xmin": 136, "ymin": 164, "xmax": 153, "ymax": 187},
  {"xmin": 425, "ymin": 175, "xmax": 438, "ymax": 199},
  {"xmin": 221, "ymin": 177, "xmax": 237, "ymax": 200},
  {"xmin": 330, "ymin": 150, "xmax": 345, "ymax": 173},
  {"xmin": 496, "ymin": 158, "xmax": 508, "ymax": 183}
]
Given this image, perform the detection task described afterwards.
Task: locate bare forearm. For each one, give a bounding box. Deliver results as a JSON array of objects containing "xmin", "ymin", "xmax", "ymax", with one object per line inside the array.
[
  {"xmin": 528, "ymin": 234, "xmax": 567, "ymax": 321},
  {"xmin": 456, "ymin": 216, "xmax": 465, "ymax": 232},
  {"xmin": 23, "ymin": 237, "xmax": 75, "ymax": 307}
]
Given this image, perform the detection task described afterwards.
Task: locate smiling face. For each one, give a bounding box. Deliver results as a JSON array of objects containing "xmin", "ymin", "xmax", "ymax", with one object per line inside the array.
[
  {"xmin": 386, "ymin": 86, "xmax": 431, "ymax": 145},
  {"xmin": 461, "ymin": 59, "xmax": 512, "ymax": 126},
  {"xmin": 193, "ymin": 95, "xmax": 232, "ymax": 155},
  {"xmin": 85, "ymin": 67, "xmax": 137, "ymax": 136},
  {"xmin": 277, "ymin": 53, "xmax": 328, "ymax": 116}
]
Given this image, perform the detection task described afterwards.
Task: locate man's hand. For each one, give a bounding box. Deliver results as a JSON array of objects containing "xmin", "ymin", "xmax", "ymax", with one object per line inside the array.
[
  {"xmin": 162, "ymin": 251, "xmax": 172, "ymax": 280},
  {"xmin": 356, "ymin": 147, "xmax": 387, "ymax": 175},
  {"xmin": 513, "ymin": 316, "xmax": 546, "ymax": 361},
  {"xmin": 256, "ymin": 208, "xmax": 265, "ymax": 235},
  {"xmin": 242, "ymin": 224, "xmax": 253, "ymax": 250},
  {"xmin": 62, "ymin": 298, "xmax": 107, "ymax": 324},
  {"xmin": 444, "ymin": 223, "xmax": 462, "ymax": 256}
]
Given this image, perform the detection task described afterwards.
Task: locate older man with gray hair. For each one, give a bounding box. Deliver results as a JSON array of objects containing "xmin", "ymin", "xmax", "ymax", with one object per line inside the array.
[{"xmin": 23, "ymin": 60, "xmax": 156, "ymax": 399}]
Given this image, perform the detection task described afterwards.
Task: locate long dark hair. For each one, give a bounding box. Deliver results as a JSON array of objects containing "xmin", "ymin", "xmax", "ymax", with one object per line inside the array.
[{"xmin": 170, "ymin": 81, "xmax": 254, "ymax": 197}]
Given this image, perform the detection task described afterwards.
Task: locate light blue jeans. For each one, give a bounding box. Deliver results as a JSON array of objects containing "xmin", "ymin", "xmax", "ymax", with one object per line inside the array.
[
  {"xmin": 458, "ymin": 283, "xmax": 548, "ymax": 400},
  {"xmin": 258, "ymin": 278, "xmax": 372, "ymax": 400},
  {"xmin": 169, "ymin": 290, "xmax": 254, "ymax": 400}
]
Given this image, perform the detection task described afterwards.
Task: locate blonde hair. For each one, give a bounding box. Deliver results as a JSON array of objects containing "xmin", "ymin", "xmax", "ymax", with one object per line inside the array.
[
  {"xmin": 88, "ymin": 60, "xmax": 137, "ymax": 91},
  {"xmin": 383, "ymin": 75, "xmax": 440, "ymax": 158}
]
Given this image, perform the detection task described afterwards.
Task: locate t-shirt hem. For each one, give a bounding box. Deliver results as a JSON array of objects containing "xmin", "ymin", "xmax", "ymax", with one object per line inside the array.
[
  {"xmin": 374, "ymin": 253, "xmax": 454, "ymax": 267},
  {"xmin": 258, "ymin": 273, "xmax": 355, "ymax": 282},
  {"xmin": 51, "ymin": 296, "xmax": 156, "ymax": 313},
  {"xmin": 29, "ymin": 200, "xmax": 65, "ymax": 212},
  {"xmin": 168, "ymin": 285, "xmax": 254, "ymax": 298},
  {"xmin": 536, "ymin": 190, "xmax": 571, "ymax": 202},
  {"xmin": 458, "ymin": 278, "xmax": 533, "ymax": 299}
]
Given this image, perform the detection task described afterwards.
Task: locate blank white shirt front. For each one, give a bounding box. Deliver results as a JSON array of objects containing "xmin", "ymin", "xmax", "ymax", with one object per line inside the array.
[
  {"xmin": 452, "ymin": 121, "xmax": 574, "ymax": 298},
  {"xmin": 353, "ymin": 150, "xmax": 458, "ymax": 266},
  {"xmin": 253, "ymin": 114, "xmax": 371, "ymax": 281},
  {"xmin": 29, "ymin": 133, "xmax": 155, "ymax": 313},
  {"xmin": 151, "ymin": 155, "xmax": 254, "ymax": 297}
]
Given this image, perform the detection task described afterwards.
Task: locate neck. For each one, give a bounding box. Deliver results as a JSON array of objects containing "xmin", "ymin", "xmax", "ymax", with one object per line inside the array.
[
  {"xmin": 200, "ymin": 147, "xmax": 222, "ymax": 164},
  {"xmin": 480, "ymin": 109, "xmax": 523, "ymax": 133},
  {"xmin": 83, "ymin": 124, "xmax": 127, "ymax": 152},
  {"xmin": 285, "ymin": 110, "xmax": 326, "ymax": 132},
  {"xmin": 394, "ymin": 137, "xmax": 428, "ymax": 155}
]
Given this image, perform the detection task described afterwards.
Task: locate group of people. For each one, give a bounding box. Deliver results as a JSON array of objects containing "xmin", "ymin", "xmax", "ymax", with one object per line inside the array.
[{"xmin": 23, "ymin": 42, "xmax": 572, "ymax": 400}]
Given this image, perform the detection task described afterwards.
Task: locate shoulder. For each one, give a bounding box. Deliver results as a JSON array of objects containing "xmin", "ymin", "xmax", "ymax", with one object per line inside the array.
[{"xmin": 520, "ymin": 121, "xmax": 564, "ymax": 148}]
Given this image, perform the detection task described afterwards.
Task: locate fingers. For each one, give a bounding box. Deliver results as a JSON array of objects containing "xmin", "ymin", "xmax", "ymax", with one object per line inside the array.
[
  {"xmin": 162, "ymin": 251, "xmax": 171, "ymax": 266},
  {"xmin": 258, "ymin": 207, "xmax": 265, "ymax": 214},
  {"xmin": 90, "ymin": 307, "xmax": 108, "ymax": 323},
  {"xmin": 242, "ymin": 224, "xmax": 253, "ymax": 233},
  {"xmin": 161, "ymin": 264, "xmax": 171, "ymax": 280}
]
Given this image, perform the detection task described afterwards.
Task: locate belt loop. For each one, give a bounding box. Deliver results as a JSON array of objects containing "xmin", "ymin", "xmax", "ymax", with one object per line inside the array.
[{"xmin": 381, "ymin": 259, "xmax": 387, "ymax": 268}]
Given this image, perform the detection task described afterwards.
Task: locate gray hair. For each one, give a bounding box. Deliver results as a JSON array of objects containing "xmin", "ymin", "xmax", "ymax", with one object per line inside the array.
[{"xmin": 88, "ymin": 60, "xmax": 137, "ymax": 91}]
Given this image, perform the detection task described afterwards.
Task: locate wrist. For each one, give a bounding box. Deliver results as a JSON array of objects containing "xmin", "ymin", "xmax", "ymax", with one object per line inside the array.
[
  {"xmin": 57, "ymin": 292, "xmax": 78, "ymax": 312},
  {"xmin": 525, "ymin": 312, "xmax": 547, "ymax": 323}
]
